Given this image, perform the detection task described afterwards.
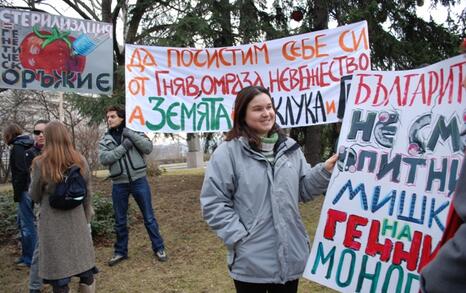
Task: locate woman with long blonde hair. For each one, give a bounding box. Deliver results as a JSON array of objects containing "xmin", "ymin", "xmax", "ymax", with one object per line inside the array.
[{"xmin": 30, "ymin": 121, "xmax": 96, "ymax": 293}]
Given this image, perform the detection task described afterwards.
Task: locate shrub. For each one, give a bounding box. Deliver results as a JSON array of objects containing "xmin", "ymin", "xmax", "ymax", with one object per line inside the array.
[
  {"xmin": 91, "ymin": 192, "xmax": 115, "ymax": 239},
  {"xmin": 91, "ymin": 192, "xmax": 137, "ymax": 240},
  {"xmin": 0, "ymin": 192, "xmax": 17, "ymax": 243},
  {"xmin": 146, "ymin": 158, "xmax": 167, "ymax": 177},
  {"xmin": 0, "ymin": 191, "xmax": 137, "ymax": 243}
]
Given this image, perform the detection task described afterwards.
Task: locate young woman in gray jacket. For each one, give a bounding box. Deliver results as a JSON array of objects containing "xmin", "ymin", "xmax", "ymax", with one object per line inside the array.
[{"xmin": 200, "ymin": 86, "xmax": 338, "ymax": 293}]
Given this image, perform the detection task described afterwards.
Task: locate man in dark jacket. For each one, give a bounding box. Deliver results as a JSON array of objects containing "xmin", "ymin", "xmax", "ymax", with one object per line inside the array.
[
  {"xmin": 2, "ymin": 123, "xmax": 35, "ymax": 267},
  {"xmin": 98, "ymin": 105, "xmax": 167, "ymax": 266}
]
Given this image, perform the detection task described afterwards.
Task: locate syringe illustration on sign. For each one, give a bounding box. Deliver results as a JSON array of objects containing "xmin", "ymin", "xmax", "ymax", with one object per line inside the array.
[{"xmin": 72, "ymin": 33, "xmax": 109, "ymax": 56}]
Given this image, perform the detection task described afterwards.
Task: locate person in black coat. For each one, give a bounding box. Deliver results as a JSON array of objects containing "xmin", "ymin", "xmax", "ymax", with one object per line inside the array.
[{"xmin": 3, "ymin": 123, "xmax": 36, "ymax": 267}]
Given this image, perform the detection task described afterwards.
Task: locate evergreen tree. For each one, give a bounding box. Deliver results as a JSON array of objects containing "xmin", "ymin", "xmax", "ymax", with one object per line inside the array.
[
  {"xmin": 3, "ymin": 0, "xmax": 463, "ymax": 155},
  {"xmin": 289, "ymin": 0, "xmax": 463, "ymax": 163}
]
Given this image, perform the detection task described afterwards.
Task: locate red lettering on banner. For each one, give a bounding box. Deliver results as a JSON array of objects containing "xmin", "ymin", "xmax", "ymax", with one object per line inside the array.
[
  {"xmin": 325, "ymin": 100, "xmax": 336, "ymax": 114},
  {"xmin": 409, "ymin": 74, "xmax": 426, "ymax": 106},
  {"xmin": 128, "ymin": 76, "xmax": 149, "ymax": 96},
  {"xmin": 338, "ymin": 27, "xmax": 369, "ymax": 52},
  {"xmin": 391, "ymin": 76, "xmax": 402, "ymax": 106},
  {"xmin": 365, "ymin": 220, "xmax": 393, "ymax": 262},
  {"xmin": 166, "ymin": 44, "xmax": 270, "ymax": 69},
  {"xmin": 373, "ymin": 74, "xmax": 388, "ymax": 106},
  {"xmin": 400, "ymin": 74, "xmax": 419, "ymax": 106},
  {"xmin": 353, "ymin": 60, "xmax": 466, "ymax": 107},
  {"xmin": 193, "ymin": 50, "xmax": 207, "ymax": 67},
  {"xmin": 427, "ymin": 70, "xmax": 439, "ymax": 106},
  {"xmin": 452, "ymin": 62, "xmax": 466, "ymax": 103},
  {"xmin": 154, "ymin": 70, "xmax": 169, "ymax": 96},
  {"xmin": 343, "ymin": 215, "xmax": 368, "ymax": 250},
  {"xmin": 281, "ymin": 34, "xmax": 329, "ymax": 61},
  {"xmin": 354, "ymin": 73, "xmax": 372, "ymax": 105},
  {"xmin": 392, "ymin": 231, "xmax": 422, "ymax": 271},
  {"xmin": 323, "ymin": 209, "xmax": 347, "ymax": 240},
  {"xmin": 127, "ymin": 48, "xmax": 157, "ymax": 72},
  {"xmin": 153, "ymin": 53, "xmax": 370, "ymax": 96},
  {"xmin": 417, "ymin": 234, "xmax": 434, "ymax": 272},
  {"xmin": 438, "ymin": 67, "xmax": 455, "ymax": 104},
  {"xmin": 321, "ymin": 209, "xmax": 438, "ymax": 272},
  {"xmin": 269, "ymin": 54, "xmax": 370, "ymax": 92},
  {"xmin": 154, "ymin": 70, "xmax": 264, "ymax": 96},
  {"xmin": 129, "ymin": 106, "xmax": 145, "ymax": 125}
]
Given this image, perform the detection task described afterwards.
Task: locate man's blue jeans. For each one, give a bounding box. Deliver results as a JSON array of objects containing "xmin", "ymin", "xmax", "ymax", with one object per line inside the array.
[
  {"xmin": 29, "ymin": 240, "xmax": 42, "ymax": 290},
  {"xmin": 112, "ymin": 176, "xmax": 164, "ymax": 256},
  {"xmin": 17, "ymin": 192, "xmax": 37, "ymax": 265}
]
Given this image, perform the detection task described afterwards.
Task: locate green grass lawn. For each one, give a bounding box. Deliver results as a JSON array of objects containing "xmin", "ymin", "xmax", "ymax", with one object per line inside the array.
[{"xmin": 0, "ymin": 169, "xmax": 335, "ymax": 292}]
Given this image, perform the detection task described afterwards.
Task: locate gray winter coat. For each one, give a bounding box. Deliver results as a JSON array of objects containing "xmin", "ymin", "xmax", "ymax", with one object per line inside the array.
[
  {"xmin": 98, "ymin": 129, "xmax": 153, "ymax": 184},
  {"xmin": 420, "ymin": 152, "xmax": 466, "ymax": 292},
  {"xmin": 200, "ymin": 136, "xmax": 331, "ymax": 284},
  {"xmin": 30, "ymin": 157, "xmax": 95, "ymax": 280}
]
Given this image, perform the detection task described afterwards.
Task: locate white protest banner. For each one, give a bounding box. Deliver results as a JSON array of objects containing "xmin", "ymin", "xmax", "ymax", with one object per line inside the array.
[
  {"xmin": 0, "ymin": 8, "xmax": 113, "ymax": 95},
  {"xmin": 304, "ymin": 55, "xmax": 466, "ymax": 292},
  {"xmin": 125, "ymin": 21, "xmax": 370, "ymax": 133}
]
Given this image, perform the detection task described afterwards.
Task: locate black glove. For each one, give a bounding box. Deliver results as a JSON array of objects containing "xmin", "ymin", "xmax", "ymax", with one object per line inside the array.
[
  {"xmin": 122, "ymin": 127, "xmax": 131, "ymax": 138},
  {"xmin": 122, "ymin": 138, "xmax": 133, "ymax": 150}
]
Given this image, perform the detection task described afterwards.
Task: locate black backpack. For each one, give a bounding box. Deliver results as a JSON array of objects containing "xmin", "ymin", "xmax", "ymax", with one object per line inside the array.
[{"xmin": 49, "ymin": 165, "xmax": 87, "ymax": 210}]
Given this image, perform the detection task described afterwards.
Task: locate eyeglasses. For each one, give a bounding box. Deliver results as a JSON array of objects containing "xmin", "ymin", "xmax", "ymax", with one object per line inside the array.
[{"xmin": 33, "ymin": 130, "xmax": 44, "ymax": 135}]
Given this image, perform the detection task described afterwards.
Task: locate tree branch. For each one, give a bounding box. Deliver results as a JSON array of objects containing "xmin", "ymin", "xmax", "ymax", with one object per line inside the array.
[
  {"xmin": 134, "ymin": 24, "xmax": 171, "ymax": 42},
  {"xmin": 60, "ymin": 0, "xmax": 98, "ymax": 20},
  {"xmin": 126, "ymin": 0, "xmax": 155, "ymax": 43}
]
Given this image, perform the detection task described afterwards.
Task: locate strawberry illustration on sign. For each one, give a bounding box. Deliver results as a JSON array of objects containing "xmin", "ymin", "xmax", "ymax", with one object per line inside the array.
[{"xmin": 19, "ymin": 25, "xmax": 86, "ymax": 76}]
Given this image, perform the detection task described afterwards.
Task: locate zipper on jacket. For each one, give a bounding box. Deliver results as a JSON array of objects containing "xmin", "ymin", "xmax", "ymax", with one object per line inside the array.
[
  {"xmin": 123, "ymin": 155, "xmax": 133, "ymax": 183},
  {"xmin": 106, "ymin": 132, "xmax": 133, "ymax": 183}
]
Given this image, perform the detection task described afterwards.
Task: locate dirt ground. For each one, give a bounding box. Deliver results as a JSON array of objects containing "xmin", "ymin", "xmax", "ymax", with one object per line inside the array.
[{"xmin": 0, "ymin": 169, "xmax": 335, "ymax": 292}]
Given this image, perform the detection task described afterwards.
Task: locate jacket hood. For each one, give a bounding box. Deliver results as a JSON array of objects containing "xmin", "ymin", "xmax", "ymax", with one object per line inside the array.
[{"xmin": 12, "ymin": 135, "xmax": 34, "ymax": 147}]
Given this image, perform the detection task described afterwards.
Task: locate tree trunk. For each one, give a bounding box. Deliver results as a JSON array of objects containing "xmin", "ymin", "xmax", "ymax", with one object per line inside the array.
[
  {"xmin": 304, "ymin": 127, "xmax": 323, "ymax": 165},
  {"xmin": 213, "ymin": 0, "xmax": 233, "ymax": 47},
  {"xmin": 303, "ymin": 0, "xmax": 329, "ymax": 165},
  {"xmin": 186, "ymin": 0, "xmax": 232, "ymax": 167},
  {"xmin": 186, "ymin": 133, "xmax": 203, "ymax": 168}
]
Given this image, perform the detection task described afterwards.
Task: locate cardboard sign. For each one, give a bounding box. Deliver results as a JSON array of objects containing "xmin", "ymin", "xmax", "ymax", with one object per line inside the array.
[
  {"xmin": 304, "ymin": 55, "xmax": 466, "ymax": 293},
  {"xmin": 125, "ymin": 21, "xmax": 370, "ymax": 133},
  {"xmin": 0, "ymin": 8, "xmax": 113, "ymax": 94}
]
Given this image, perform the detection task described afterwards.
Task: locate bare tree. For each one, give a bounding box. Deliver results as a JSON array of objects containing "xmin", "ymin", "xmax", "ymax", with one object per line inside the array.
[
  {"xmin": 0, "ymin": 90, "xmax": 36, "ymax": 182},
  {"xmin": 74, "ymin": 122, "xmax": 104, "ymax": 173},
  {"xmin": 0, "ymin": 89, "xmax": 95, "ymax": 181},
  {"xmin": 37, "ymin": 93, "xmax": 85, "ymax": 144}
]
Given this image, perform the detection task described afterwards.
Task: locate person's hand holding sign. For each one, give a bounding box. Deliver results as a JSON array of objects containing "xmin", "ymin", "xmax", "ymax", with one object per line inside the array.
[{"xmin": 324, "ymin": 153, "xmax": 338, "ymax": 173}]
